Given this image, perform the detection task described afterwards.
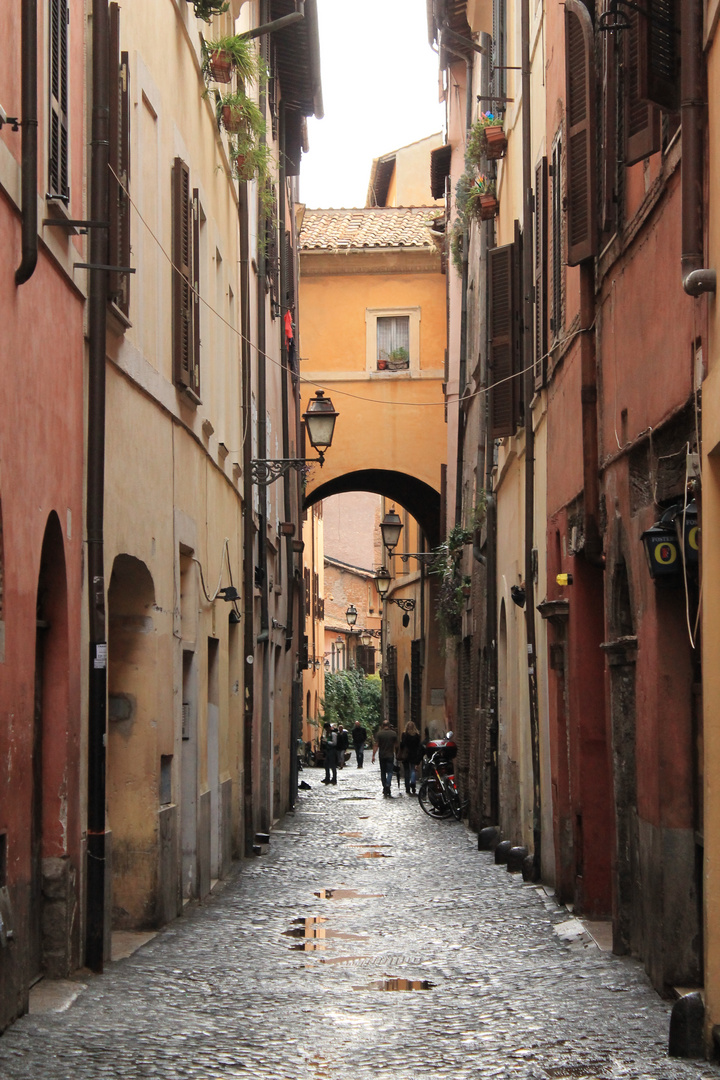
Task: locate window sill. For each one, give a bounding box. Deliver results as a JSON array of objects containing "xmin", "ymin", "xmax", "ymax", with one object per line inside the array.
[{"xmin": 106, "ymin": 301, "xmax": 132, "ymax": 337}]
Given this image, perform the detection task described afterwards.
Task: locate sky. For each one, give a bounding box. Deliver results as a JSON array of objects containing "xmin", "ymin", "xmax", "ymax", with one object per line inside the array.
[{"xmin": 298, "ymin": 0, "xmax": 446, "ymax": 209}]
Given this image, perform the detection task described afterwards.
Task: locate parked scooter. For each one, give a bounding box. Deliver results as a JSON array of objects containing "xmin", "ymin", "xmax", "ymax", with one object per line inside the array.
[{"xmin": 417, "ymin": 732, "xmax": 464, "ymax": 820}]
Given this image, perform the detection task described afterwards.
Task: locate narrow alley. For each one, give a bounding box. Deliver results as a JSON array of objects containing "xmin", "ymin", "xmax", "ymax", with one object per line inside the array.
[{"xmin": 0, "ymin": 760, "xmax": 715, "ymax": 1080}]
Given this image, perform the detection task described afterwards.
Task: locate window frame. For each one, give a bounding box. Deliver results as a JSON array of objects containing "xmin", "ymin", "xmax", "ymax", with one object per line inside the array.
[
  {"xmin": 48, "ymin": 0, "xmax": 70, "ymax": 202},
  {"xmin": 365, "ymin": 306, "xmax": 421, "ymax": 375}
]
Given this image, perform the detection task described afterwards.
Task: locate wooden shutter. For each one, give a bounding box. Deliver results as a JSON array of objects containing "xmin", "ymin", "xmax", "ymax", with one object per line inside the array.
[
  {"xmin": 513, "ymin": 220, "xmax": 524, "ymax": 423},
  {"xmin": 534, "ymin": 158, "xmax": 548, "ymax": 389},
  {"xmin": 638, "ymin": 0, "xmax": 679, "ymax": 112},
  {"xmin": 192, "ymin": 189, "xmax": 201, "ymax": 398},
  {"xmin": 624, "ymin": 10, "xmax": 660, "ymax": 166},
  {"xmin": 172, "ymin": 158, "xmax": 195, "ymax": 392},
  {"xmin": 489, "ymin": 243, "xmax": 518, "ymax": 439},
  {"xmin": 600, "ymin": 18, "xmax": 617, "ymax": 236},
  {"xmin": 108, "ymin": 3, "xmax": 131, "ymax": 314},
  {"xmin": 284, "ymin": 231, "xmax": 295, "ymax": 314},
  {"xmin": 564, "ymin": 0, "xmax": 597, "ymax": 265},
  {"xmin": 550, "ymin": 136, "xmax": 563, "ymax": 339},
  {"xmin": 49, "ymin": 0, "xmax": 69, "ymax": 199}
]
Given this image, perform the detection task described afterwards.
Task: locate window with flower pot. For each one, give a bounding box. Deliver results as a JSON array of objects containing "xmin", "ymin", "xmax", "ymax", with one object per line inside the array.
[{"xmin": 366, "ymin": 308, "xmax": 420, "ymax": 374}]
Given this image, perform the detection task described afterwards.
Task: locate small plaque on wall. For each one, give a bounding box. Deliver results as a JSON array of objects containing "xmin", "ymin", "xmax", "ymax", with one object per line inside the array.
[{"xmin": 430, "ymin": 689, "xmax": 445, "ymax": 706}]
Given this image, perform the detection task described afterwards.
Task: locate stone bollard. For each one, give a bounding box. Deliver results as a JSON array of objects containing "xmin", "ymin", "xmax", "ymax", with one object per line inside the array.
[
  {"xmin": 668, "ymin": 991, "xmax": 705, "ymax": 1059},
  {"xmin": 506, "ymin": 846, "xmax": 528, "ymax": 873},
  {"xmin": 494, "ymin": 840, "xmax": 513, "ymax": 865},
  {"xmin": 477, "ymin": 826, "xmax": 501, "ymax": 852}
]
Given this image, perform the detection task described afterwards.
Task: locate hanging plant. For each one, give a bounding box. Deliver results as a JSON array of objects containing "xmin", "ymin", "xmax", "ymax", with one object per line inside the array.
[
  {"xmin": 449, "ymin": 218, "xmax": 464, "ymax": 275},
  {"xmin": 190, "ymin": 0, "xmax": 230, "ymax": 23},
  {"xmin": 467, "ymin": 176, "xmax": 498, "ymax": 221},
  {"xmin": 202, "ymin": 34, "xmax": 265, "ymax": 86},
  {"xmin": 466, "ymin": 112, "xmax": 507, "ymax": 166},
  {"xmin": 431, "ymin": 525, "xmax": 473, "ymax": 639},
  {"xmin": 216, "ymin": 88, "xmax": 265, "ymax": 137}
]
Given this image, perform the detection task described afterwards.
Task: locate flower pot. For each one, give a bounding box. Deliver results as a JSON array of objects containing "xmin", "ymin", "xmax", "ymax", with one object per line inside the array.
[
  {"xmin": 208, "ymin": 49, "xmax": 233, "ymax": 83},
  {"xmin": 484, "ymin": 125, "xmax": 507, "ymax": 159},
  {"xmin": 377, "ymin": 359, "xmax": 388, "ymax": 370},
  {"xmin": 221, "ymin": 105, "xmax": 246, "ymax": 134},
  {"xmin": 478, "ymin": 194, "xmax": 499, "ymax": 220}
]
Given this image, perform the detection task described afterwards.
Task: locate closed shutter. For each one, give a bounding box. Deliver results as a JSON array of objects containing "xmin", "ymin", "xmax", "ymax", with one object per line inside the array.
[
  {"xmin": 489, "ymin": 243, "xmax": 518, "ymax": 439},
  {"xmin": 534, "ymin": 158, "xmax": 548, "ymax": 389},
  {"xmin": 550, "ymin": 136, "xmax": 563, "ymax": 339},
  {"xmin": 192, "ymin": 189, "xmax": 201, "ymax": 397},
  {"xmin": 108, "ymin": 3, "xmax": 130, "ymax": 314},
  {"xmin": 600, "ymin": 20, "xmax": 617, "ymax": 235},
  {"xmin": 638, "ymin": 0, "xmax": 679, "ymax": 112},
  {"xmin": 284, "ymin": 231, "xmax": 295, "ymax": 314},
  {"xmin": 49, "ymin": 0, "xmax": 69, "ymax": 200},
  {"xmin": 411, "ymin": 640, "xmax": 422, "ymax": 729},
  {"xmin": 171, "ymin": 159, "xmax": 196, "ymax": 392},
  {"xmin": 624, "ymin": 10, "xmax": 660, "ymax": 165},
  {"xmin": 564, "ymin": 0, "xmax": 597, "ymax": 265}
]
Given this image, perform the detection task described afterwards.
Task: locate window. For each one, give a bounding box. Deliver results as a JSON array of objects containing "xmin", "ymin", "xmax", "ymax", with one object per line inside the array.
[
  {"xmin": 492, "ymin": 0, "xmax": 507, "ymax": 106},
  {"xmin": 377, "ymin": 316, "xmax": 410, "ymax": 370},
  {"xmin": 171, "ymin": 159, "xmax": 200, "ymax": 398},
  {"xmin": 564, "ymin": 0, "xmax": 597, "ymax": 265},
  {"xmin": 623, "ymin": 9, "xmax": 660, "ymax": 165},
  {"xmin": 534, "ymin": 157, "xmax": 548, "ymax": 388},
  {"xmin": 366, "ymin": 308, "xmax": 420, "ymax": 374},
  {"xmin": 108, "ymin": 3, "xmax": 130, "ymax": 314},
  {"xmin": 549, "ymin": 132, "xmax": 563, "ymax": 341},
  {"xmin": 488, "ymin": 240, "xmax": 521, "ymax": 438},
  {"xmin": 48, "ymin": 0, "xmax": 70, "ymax": 200}
]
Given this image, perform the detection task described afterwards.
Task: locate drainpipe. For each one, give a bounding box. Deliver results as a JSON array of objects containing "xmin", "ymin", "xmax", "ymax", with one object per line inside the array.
[
  {"xmin": 15, "ymin": 0, "xmax": 38, "ymax": 286},
  {"xmin": 681, "ymin": 0, "xmax": 716, "ymax": 297},
  {"xmin": 85, "ymin": 0, "xmax": 110, "ymax": 972},
  {"xmin": 243, "ymin": 1, "xmax": 304, "ymax": 40},
  {"xmin": 521, "ymin": 0, "xmax": 542, "ymax": 876},
  {"xmin": 239, "ymin": 179, "xmax": 256, "ymax": 857}
]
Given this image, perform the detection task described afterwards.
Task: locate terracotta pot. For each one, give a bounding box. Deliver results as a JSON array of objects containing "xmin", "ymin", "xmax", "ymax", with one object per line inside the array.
[
  {"xmin": 478, "ymin": 194, "xmax": 498, "ymax": 220},
  {"xmin": 377, "ymin": 359, "xmax": 388, "ymax": 370},
  {"xmin": 221, "ymin": 105, "xmax": 246, "ymax": 134},
  {"xmin": 208, "ymin": 49, "xmax": 233, "ymax": 83},
  {"xmin": 484, "ymin": 125, "xmax": 507, "ymax": 160}
]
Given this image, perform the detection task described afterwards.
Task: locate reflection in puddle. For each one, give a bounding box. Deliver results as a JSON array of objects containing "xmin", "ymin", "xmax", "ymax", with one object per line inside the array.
[
  {"xmin": 353, "ymin": 978, "xmax": 434, "ymax": 992},
  {"xmin": 319, "ymin": 955, "xmax": 371, "ymax": 965},
  {"xmin": 348, "ymin": 843, "xmax": 390, "ymax": 848},
  {"xmin": 314, "ymin": 889, "xmax": 385, "ymax": 900},
  {"xmin": 339, "ymin": 832, "xmax": 363, "ymax": 838},
  {"xmin": 356, "ymin": 851, "xmax": 391, "ymax": 858},
  {"xmin": 283, "ymin": 918, "xmax": 369, "ymax": 942}
]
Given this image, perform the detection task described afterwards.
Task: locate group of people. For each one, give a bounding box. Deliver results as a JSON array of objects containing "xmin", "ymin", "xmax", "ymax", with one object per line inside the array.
[{"xmin": 319, "ymin": 718, "xmax": 424, "ymax": 798}]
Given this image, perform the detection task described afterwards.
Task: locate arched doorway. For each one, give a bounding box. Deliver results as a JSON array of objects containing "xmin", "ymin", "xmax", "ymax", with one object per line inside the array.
[
  {"xmin": 107, "ymin": 554, "xmax": 158, "ymax": 928},
  {"xmin": 33, "ymin": 512, "xmax": 71, "ymax": 979}
]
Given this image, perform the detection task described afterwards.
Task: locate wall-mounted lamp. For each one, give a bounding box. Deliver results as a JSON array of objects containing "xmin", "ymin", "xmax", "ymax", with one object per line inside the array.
[
  {"xmin": 251, "ymin": 391, "xmax": 339, "ymax": 485},
  {"xmin": 380, "ymin": 507, "xmax": 403, "ymax": 553},
  {"xmin": 374, "ymin": 566, "xmax": 392, "ymax": 599},
  {"xmin": 510, "ymin": 585, "xmax": 526, "ymax": 608},
  {"xmin": 346, "ymin": 604, "xmax": 358, "ymax": 627}
]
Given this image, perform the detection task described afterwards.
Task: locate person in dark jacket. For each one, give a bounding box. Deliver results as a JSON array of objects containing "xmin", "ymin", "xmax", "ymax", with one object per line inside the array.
[
  {"xmin": 351, "ymin": 720, "xmax": 367, "ymax": 768},
  {"xmin": 399, "ymin": 720, "xmax": 423, "ymax": 794},
  {"xmin": 372, "ymin": 719, "xmax": 398, "ymax": 797},
  {"xmin": 321, "ymin": 723, "xmax": 337, "ymax": 786},
  {"xmin": 336, "ymin": 724, "xmax": 349, "ymax": 769}
]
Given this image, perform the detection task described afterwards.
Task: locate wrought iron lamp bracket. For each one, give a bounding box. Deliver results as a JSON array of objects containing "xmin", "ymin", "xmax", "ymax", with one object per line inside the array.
[
  {"xmin": 386, "ymin": 598, "xmax": 416, "ymax": 612},
  {"xmin": 250, "ymin": 457, "xmax": 322, "ymax": 486},
  {"xmin": 393, "ymin": 552, "xmax": 435, "ymax": 568}
]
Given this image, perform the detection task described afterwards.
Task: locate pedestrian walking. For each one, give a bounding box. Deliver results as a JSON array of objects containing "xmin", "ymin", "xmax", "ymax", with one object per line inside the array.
[
  {"xmin": 399, "ymin": 720, "xmax": 422, "ymax": 794},
  {"xmin": 321, "ymin": 722, "xmax": 337, "ymax": 786},
  {"xmin": 351, "ymin": 720, "xmax": 367, "ymax": 768},
  {"xmin": 371, "ymin": 719, "xmax": 398, "ymax": 797},
  {"xmin": 336, "ymin": 724, "xmax": 349, "ymax": 769}
]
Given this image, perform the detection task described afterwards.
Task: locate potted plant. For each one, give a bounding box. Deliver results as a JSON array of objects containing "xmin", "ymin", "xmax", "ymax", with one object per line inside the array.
[
  {"xmin": 467, "ymin": 176, "xmax": 498, "ymax": 221},
  {"xmin": 387, "ymin": 347, "xmax": 409, "ymax": 370},
  {"xmin": 202, "ymin": 34, "xmax": 264, "ymax": 86},
  {"xmin": 216, "ymin": 88, "xmax": 264, "ymax": 137},
  {"xmin": 466, "ymin": 112, "xmax": 507, "ymax": 165},
  {"xmin": 230, "ymin": 130, "xmax": 273, "ymax": 191},
  {"xmin": 189, "ymin": 0, "xmax": 229, "ymax": 23}
]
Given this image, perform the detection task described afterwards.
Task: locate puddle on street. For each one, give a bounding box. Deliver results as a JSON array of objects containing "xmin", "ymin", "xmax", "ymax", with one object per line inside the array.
[
  {"xmin": 319, "ymin": 954, "xmax": 371, "ymax": 965},
  {"xmin": 339, "ymin": 832, "xmax": 363, "ymax": 837},
  {"xmin": 356, "ymin": 851, "xmax": 391, "ymax": 858},
  {"xmin": 283, "ymin": 918, "xmax": 369, "ymax": 942},
  {"xmin": 314, "ymin": 889, "xmax": 385, "ymax": 900},
  {"xmin": 353, "ymin": 978, "xmax": 434, "ymax": 992}
]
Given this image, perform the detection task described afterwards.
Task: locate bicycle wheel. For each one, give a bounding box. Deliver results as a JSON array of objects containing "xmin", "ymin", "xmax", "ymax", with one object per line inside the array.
[
  {"xmin": 446, "ymin": 778, "xmax": 463, "ymax": 821},
  {"xmin": 418, "ymin": 778, "xmax": 453, "ymax": 819}
]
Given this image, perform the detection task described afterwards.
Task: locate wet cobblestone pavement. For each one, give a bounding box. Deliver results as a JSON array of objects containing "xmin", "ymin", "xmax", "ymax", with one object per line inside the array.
[{"xmin": 1, "ymin": 762, "xmax": 718, "ymax": 1080}]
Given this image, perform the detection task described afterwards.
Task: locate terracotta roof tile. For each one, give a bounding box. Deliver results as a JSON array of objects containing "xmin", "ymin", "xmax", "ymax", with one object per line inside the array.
[{"xmin": 299, "ymin": 207, "xmax": 440, "ymax": 251}]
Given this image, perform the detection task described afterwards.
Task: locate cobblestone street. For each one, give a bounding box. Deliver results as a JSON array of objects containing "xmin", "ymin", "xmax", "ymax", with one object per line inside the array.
[{"xmin": 0, "ymin": 760, "xmax": 717, "ymax": 1080}]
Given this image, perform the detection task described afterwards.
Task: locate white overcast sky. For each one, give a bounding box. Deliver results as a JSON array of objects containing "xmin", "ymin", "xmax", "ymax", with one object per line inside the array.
[{"xmin": 298, "ymin": 0, "xmax": 445, "ymax": 209}]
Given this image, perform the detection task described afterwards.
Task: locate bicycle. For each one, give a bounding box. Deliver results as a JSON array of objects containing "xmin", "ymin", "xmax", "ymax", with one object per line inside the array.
[{"xmin": 417, "ymin": 749, "xmax": 464, "ymax": 820}]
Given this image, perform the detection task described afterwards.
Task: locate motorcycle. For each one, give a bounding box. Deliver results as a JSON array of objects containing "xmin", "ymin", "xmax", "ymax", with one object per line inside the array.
[{"xmin": 417, "ymin": 732, "xmax": 464, "ymax": 821}]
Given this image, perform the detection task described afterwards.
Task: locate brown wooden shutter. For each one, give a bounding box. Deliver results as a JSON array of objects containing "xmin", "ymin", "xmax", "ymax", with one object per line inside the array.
[
  {"xmin": 172, "ymin": 158, "xmax": 194, "ymax": 391},
  {"xmin": 49, "ymin": 0, "xmax": 69, "ymax": 200},
  {"xmin": 600, "ymin": 20, "xmax": 617, "ymax": 236},
  {"xmin": 284, "ymin": 231, "xmax": 295, "ymax": 314},
  {"xmin": 489, "ymin": 243, "xmax": 518, "ymax": 439},
  {"xmin": 550, "ymin": 137, "xmax": 563, "ymax": 339},
  {"xmin": 638, "ymin": 0, "xmax": 679, "ymax": 112},
  {"xmin": 513, "ymin": 220, "xmax": 524, "ymax": 423},
  {"xmin": 564, "ymin": 0, "xmax": 597, "ymax": 266},
  {"xmin": 534, "ymin": 158, "xmax": 548, "ymax": 389},
  {"xmin": 192, "ymin": 189, "xmax": 201, "ymax": 397},
  {"xmin": 624, "ymin": 10, "xmax": 660, "ymax": 166},
  {"xmin": 108, "ymin": 3, "xmax": 130, "ymax": 314}
]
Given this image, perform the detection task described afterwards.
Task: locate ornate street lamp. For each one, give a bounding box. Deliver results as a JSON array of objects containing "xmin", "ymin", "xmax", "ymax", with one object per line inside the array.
[
  {"xmin": 374, "ymin": 566, "xmax": 392, "ymax": 599},
  {"xmin": 380, "ymin": 506, "xmax": 403, "ymax": 553},
  {"xmin": 346, "ymin": 604, "xmax": 358, "ymax": 627},
  {"xmin": 251, "ymin": 390, "xmax": 339, "ymax": 485}
]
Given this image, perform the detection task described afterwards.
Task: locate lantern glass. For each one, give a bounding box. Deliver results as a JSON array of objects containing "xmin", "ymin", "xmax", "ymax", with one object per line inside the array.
[
  {"xmin": 346, "ymin": 604, "xmax": 358, "ymax": 626},
  {"xmin": 303, "ymin": 390, "xmax": 339, "ymax": 454},
  {"xmin": 380, "ymin": 507, "xmax": 403, "ymax": 552},
  {"xmin": 375, "ymin": 567, "xmax": 391, "ymax": 598}
]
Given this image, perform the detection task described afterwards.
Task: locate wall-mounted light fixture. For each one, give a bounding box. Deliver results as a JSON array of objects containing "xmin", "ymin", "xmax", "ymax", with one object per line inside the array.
[
  {"xmin": 380, "ymin": 507, "xmax": 403, "ymax": 553},
  {"xmin": 251, "ymin": 391, "xmax": 339, "ymax": 485},
  {"xmin": 346, "ymin": 604, "xmax": 358, "ymax": 627},
  {"xmin": 374, "ymin": 566, "xmax": 392, "ymax": 599}
]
